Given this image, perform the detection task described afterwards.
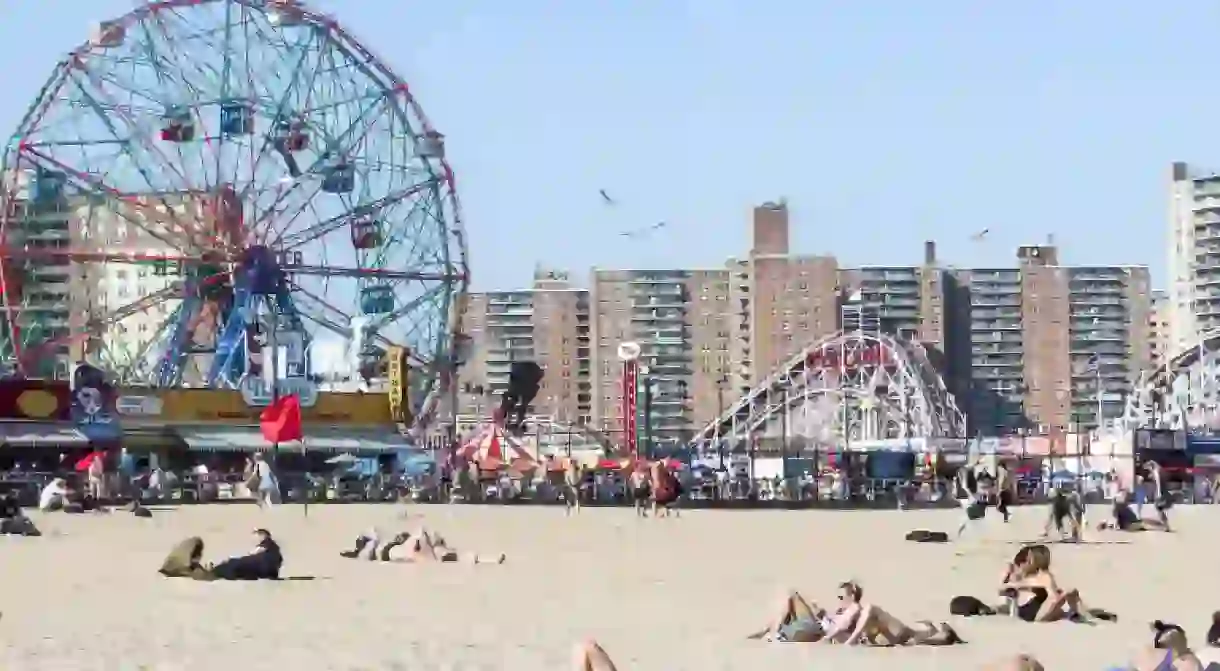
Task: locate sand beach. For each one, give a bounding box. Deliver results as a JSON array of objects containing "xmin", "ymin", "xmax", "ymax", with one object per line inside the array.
[{"xmin": 0, "ymin": 503, "xmax": 1216, "ymax": 670}]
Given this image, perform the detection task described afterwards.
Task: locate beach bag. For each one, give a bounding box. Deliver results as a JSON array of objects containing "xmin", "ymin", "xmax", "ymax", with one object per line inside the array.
[
  {"xmin": 905, "ymin": 529, "xmax": 949, "ymax": 543},
  {"xmin": 966, "ymin": 502, "xmax": 987, "ymax": 520},
  {"xmin": 949, "ymin": 595, "xmax": 995, "ymax": 617}
]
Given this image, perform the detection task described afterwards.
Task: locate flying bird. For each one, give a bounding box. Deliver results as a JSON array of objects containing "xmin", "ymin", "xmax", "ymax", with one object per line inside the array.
[
  {"xmin": 599, "ymin": 189, "xmax": 615, "ymax": 205},
  {"xmin": 970, "ymin": 228, "xmax": 990, "ymax": 242},
  {"xmin": 620, "ymin": 221, "xmax": 667, "ymax": 238}
]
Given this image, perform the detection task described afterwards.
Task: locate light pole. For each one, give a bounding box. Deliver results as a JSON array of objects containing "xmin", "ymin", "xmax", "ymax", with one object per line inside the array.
[
  {"xmin": 716, "ymin": 374, "xmax": 727, "ymax": 472},
  {"xmin": 640, "ymin": 364, "xmax": 655, "ymax": 461}
]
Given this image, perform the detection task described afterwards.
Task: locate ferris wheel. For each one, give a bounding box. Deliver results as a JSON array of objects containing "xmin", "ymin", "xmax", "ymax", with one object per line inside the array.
[{"xmin": 0, "ymin": 0, "xmax": 469, "ymax": 422}]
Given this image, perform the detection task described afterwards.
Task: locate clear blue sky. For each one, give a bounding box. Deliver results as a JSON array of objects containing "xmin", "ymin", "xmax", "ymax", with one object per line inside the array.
[{"xmin": 4, "ymin": 0, "xmax": 1218, "ymax": 291}]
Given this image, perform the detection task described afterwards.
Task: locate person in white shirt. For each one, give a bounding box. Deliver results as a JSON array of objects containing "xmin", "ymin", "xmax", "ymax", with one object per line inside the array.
[{"xmin": 39, "ymin": 478, "xmax": 70, "ymax": 512}]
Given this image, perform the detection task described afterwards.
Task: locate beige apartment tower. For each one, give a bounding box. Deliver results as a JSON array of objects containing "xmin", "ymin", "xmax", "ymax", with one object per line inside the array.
[
  {"xmin": 589, "ymin": 267, "xmax": 731, "ymax": 445},
  {"xmin": 458, "ymin": 268, "xmax": 592, "ymax": 425},
  {"xmin": 955, "ymin": 245, "xmax": 1151, "ymax": 434}
]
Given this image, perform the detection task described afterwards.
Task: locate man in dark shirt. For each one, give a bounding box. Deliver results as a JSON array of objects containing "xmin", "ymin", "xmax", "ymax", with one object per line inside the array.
[{"xmin": 212, "ymin": 529, "xmax": 283, "ymax": 580}]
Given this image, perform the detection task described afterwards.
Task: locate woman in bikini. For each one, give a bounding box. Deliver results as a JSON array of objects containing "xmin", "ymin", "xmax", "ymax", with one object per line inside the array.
[
  {"xmin": 1000, "ymin": 544, "xmax": 1100, "ymax": 622},
  {"xmin": 748, "ymin": 582, "xmax": 961, "ymax": 646}
]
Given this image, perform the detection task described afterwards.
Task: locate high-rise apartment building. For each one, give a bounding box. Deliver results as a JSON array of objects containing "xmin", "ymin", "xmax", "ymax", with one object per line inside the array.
[
  {"xmin": 458, "ymin": 268, "xmax": 592, "ymax": 424},
  {"xmin": 590, "ymin": 267, "xmax": 730, "ymax": 445},
  {"xmin": 1148, "ymin": 291, "xmax": 1171, "ymax": 372},
  {"xmin": 1168, "ymin": 161, "xmax": 1220, "ymax": 357},
  {"xmin": 2, "ymin": 168, "xmax": 73, "ymax": 377},
  {"xmin": 728, "ymin": 202, "xmax": 839, "ymax": 397},
  {"xmin": 954, "ymin": 245, "xmax": 1151, "ymax": 434},
  {"xmin": 454, "ymin": 200, "xmax": 1153, "ymax": 443}
]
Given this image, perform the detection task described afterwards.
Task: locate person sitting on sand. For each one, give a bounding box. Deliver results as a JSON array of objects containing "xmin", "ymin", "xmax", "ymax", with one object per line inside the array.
[
  {"xmin": 211, "ymin": 529, "xmax": 283, "ymax": 580},
  {"xmin": 1097, "ymin": 490, "xmax": 1170, "ymax": 532},
  {"xmin": 341, "ymin": 526, "xmax": 504, "ymax": 564},
  {"xmin": 0, "ymin": 492, "xmax": 39, "ymax": 537},
  {"xmin": 572, "ymin": 639, "xmax": 618, "ymax": 671},
  {"xmin": 38, "ymin": 478, "xmax": 70, "ymax": 512},
  {"xmin": 158, "ymin": 537, "xmax": 216, "ymax": 581},
  {"xmin": 1000, "ymin": 544, "xmax": 1108, "ymax": 623},
  {"xmin": 1127, "ymin": 620, "xmax": 1205, "ymax": 670}
]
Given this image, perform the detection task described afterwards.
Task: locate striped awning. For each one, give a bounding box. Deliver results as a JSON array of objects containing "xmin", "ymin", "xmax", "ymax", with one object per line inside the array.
[
  {"xmin": 0, "ymin": 422, "xmax": 87, "ymax": 446},
  {"xmin": 176, "ymin": 427, "xmax": 411, "ymax": 453}
]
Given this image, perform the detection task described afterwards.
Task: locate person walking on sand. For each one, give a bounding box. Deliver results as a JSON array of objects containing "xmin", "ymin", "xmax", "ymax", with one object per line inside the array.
[
  {"xmin": 251, "ymin": 453, "xmax": 279, "ymax": 509},
  {"xmin": 1144, "ymin": 461, "xmax": 1174, "ymax": 532},
  {"xmin": 563, "ymin": 458, "xmax": 581, "ymax": 516}
]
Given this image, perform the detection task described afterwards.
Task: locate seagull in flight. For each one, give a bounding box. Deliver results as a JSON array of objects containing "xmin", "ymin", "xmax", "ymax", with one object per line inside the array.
[
  {"xmin": 599, "ymin": 189, "xmax": 615, "ymax": 205},
  {"xmin": 620, "ymin": 222, "xmax": 667, "ymax": 238}
]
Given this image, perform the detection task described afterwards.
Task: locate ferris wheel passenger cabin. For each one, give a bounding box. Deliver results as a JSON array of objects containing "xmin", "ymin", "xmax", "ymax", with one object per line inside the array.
[
  {"xmin": 350, "ymin": 218, "xmax": 382, "ymax": 249},
  {"xmin": 321, "ymin": 163, "xmax": 355, "ymax": 194},
  {"xmin": 160, "ymin": 106, "xmax": 195, "ymax": 143},
  {"xmin": 273, "ymin": 119, "xmax": 309, "ymax": 152},
  {"xmin": 414, "ymin": 130, "xmax": 445, "ymax": 159},
  {"xmin": 220, "ymin": 102, "xmax": 254, "ymax": 136},
  {"xmin": 267, "ymin": 0, "xmax": 306, "ymax": 26},
  {"xmin": 90, "ymin": 21, "xmax": 126, "ymax": 49},
  {"xmin": 360, "ymin": 286, "xmax": 394, "ymax": 314}
]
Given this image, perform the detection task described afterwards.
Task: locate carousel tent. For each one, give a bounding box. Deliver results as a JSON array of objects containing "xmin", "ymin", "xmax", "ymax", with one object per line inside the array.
[{"xmin": 457, "ymin": 423, "xmax": 536, "ymax": 470}]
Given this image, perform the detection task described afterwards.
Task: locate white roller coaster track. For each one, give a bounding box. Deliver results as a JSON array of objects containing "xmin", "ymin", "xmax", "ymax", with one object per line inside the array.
[
  {"xmin": 1123, "ymin": 332, "xmax": 1220, "ymax": 431},
  {"xmin": 689, "ymin": 331, "xmax": 966, "ymax": 449}
]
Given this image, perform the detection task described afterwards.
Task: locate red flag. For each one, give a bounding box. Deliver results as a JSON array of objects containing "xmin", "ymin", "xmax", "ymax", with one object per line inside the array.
[{"xmin": 260, "ymin": 395, "xmax": 303, "ymax": 444}]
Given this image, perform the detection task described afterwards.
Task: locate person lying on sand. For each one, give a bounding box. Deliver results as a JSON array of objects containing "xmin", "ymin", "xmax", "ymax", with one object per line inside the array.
[
  {"xmin": 158, "ymin": 537, "xmax": 216, "ymax": 581},
  {"xmin": 211, "ymin": 529, "xmax": 283, "ymax": 580},
  {"xmin": 341, "ymin": 526, "xmax": 504, "ymax": 564},
  {"xmin": 747, "ymin": 582, "xmax": 961, "ymax": 646},
  {"xmin": 572, "ymin": 639, "xmax": 618, "ymax": 671},
  {"xmin": 999, "ymin": 544, "xmax": 1113, "ymax": 623},
  {"xmin": 746, "ymin": 590, "xmax": 833, "ymax": 642},
  {"xmin": 1096, "ymin": 490, "xmax": 1170, "ymax": 533}
]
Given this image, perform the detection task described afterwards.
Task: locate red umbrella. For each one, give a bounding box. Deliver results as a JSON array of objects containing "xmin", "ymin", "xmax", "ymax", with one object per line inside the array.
[{"xmin": 74, "ymin": 451, "xmax": 102, "ymax": 472}]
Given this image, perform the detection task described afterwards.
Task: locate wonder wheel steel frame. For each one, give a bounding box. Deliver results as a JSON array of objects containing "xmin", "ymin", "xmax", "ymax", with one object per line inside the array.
[
  {"xmin": 0, "ymin": 0, "xmax": 468, "ymax": 429},
  {"xmin": 689, "ymin": 331, "xmax": 966, "ymax": 451}
]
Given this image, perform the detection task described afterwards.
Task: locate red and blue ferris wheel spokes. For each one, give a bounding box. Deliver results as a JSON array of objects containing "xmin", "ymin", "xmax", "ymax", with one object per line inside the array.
[{"xmin": 0, "ymin": 0, "xmax": 467, "ymax": 424}]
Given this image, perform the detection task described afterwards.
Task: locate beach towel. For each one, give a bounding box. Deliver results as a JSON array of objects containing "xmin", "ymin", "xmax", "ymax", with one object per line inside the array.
[{"xmin": 905, "ymin": 529, "xmax": 949, "ymax": 543}]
